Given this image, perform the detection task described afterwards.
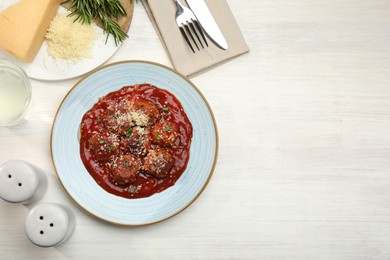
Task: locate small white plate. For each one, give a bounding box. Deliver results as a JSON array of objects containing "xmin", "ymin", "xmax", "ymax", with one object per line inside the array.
[
  {"xmin": 0, "ymin": 1, "xmax": 132, "ymax": 81},
  {"xmin": 51, "ymin": 61, "xmax": 218, "ymax": 225}
]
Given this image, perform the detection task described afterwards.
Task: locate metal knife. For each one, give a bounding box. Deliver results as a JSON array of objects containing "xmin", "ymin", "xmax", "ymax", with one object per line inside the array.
[{"xmin": 186, "ymin": 0, "xmax": 228, "ymax": 50}]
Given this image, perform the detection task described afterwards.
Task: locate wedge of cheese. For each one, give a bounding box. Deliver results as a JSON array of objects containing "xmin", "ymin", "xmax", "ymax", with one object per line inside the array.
[{"xmin": 0, "ymin": 0, "xmax": 62, "ymax": 63}]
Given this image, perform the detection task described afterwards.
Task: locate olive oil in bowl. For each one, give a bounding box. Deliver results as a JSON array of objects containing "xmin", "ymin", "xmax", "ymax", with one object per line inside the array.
[{"xmin": 0, "ymin": 59, "xmax": 31, "ymax": 126}]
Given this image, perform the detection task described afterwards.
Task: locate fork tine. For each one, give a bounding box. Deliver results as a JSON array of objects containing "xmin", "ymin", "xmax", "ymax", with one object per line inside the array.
[
  {"xmin": 193, "ymin": 20, "xmax": 208, "ymax": 47},
  {"xmin": 183, "ymin": 23, "xmax": 200, "ymax": 51},
  {"xmin": 179, "ymin": 27, "xmax": 195, "ymax": 53},
  {"xmin": 188, "ymin": 21, "xmax": 204, "ymax": 49}
]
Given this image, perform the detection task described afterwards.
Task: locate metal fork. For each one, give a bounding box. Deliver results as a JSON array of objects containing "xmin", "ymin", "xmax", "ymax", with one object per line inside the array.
[{"xmin": 174, "ymin": 0, "xmax": 208, "ymax": 53}]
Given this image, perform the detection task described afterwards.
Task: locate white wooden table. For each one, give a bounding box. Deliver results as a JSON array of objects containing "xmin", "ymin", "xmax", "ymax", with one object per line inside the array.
[{"xmin": 1, "ymin": 1, "xmax": 390, "ymax": 259}]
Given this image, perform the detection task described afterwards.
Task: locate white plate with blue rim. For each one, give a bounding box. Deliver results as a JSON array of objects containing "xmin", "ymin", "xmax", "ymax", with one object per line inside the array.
[
  {"xmin": 0, "ymin": 1, "xmax": 133, "ymax": 81},
  {"xmin": 51, "ymin": 60, "xmax": 218, "ymax": 226}
]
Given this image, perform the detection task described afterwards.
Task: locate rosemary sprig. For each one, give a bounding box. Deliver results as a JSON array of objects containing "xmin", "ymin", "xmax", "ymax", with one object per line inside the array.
[{"xmin": 62, "ymin": 0, "xmax": 136, "ymax": 45}]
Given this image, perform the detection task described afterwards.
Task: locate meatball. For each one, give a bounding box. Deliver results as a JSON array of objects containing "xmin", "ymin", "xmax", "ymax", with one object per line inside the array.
[
  {"xmin": 111, "ymin": 155, "xmax": 142, "ymax": 184},
  {"xmin": 120, "ymin": 126, "xmax": 151, "ymax": 157},
  {"xmin": 143, "ymin": 149, "xmax": 174, "ymax": 178},
  {"xmin": 101, "ymin": 100, "xmax": 133, "ymax": 135},
  {"xmin": 150, "ymin": 120, "xmax": 180, "ymax": 147},
  {"xmin": 88, "ymin": 132, "xmax": 119, "ymax": 161},
  {"xmin": 129, "ymin": 98, "xmax": 160, "ymax": 126}
]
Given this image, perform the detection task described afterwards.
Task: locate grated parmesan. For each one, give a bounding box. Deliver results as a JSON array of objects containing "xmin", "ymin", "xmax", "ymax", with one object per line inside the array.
[
  {"xmin": 45, "ymin": 13, "xmax": 98, "ymax": 61},
  {"xmin": 130, "ymin": 111, "xmax": 149, "ymax": 126}
]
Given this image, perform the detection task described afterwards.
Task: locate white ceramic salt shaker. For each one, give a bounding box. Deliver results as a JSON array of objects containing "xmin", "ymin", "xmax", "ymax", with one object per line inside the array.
[
  {"xmin": 25, "ymin": 203, "xmax": 75, "ymax": 247},
  {"xmin": 0, "ymin": 160, "xmax": 47, "ymax": 204}
]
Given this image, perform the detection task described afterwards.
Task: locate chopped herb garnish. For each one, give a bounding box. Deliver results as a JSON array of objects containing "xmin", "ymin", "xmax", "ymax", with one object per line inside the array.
[
  {"xmin": 155, "ymin": 135, "xmax": 162, "ymax": 141},
  {"xmin": 95, "ymin": 119, "xmax": 102, "ymax": 123},
  {"xmin": 126, "ymin": 128, "xmax": 133, "ymax": 137},
  {"xmin": 99, "ymin": 140, "xmax": 105, "ymax": 144},
  {"xmin": 128, "ymin": 185, "xmax": 141, "ymax": 194},
  {"xmin": 164, "ymin": 125, "xmax": 171, "ymax": 132},
  {"xmin": 162, "ymin": 107, "xmax": 170, "ymax": 112},
  {"xmin": 124, "ymin": 161, "xmax": 129, "ymax": 168}
]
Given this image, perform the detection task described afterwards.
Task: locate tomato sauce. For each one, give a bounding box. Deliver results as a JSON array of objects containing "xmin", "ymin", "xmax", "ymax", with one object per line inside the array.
[{"xmin": 79, "ymin": 83, "xmax": 193, "ymax": 199}]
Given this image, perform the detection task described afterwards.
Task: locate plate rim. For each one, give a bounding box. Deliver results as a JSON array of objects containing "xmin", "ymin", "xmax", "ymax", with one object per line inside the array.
[{"xmin": 50, "ymin": 60, "xmax": 219, "ymax": 226}]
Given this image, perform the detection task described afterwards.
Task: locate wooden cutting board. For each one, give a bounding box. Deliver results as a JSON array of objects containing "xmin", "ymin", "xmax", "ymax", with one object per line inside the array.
[{"xmin": 61, "ymin": 0, "xmax": 134, "ymax": 33}]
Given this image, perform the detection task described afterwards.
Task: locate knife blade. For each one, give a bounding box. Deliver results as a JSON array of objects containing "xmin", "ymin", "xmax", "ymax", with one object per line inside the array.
[{"xmin": 186, "ymin": 0, "xmax": 228, "ymax": 50}]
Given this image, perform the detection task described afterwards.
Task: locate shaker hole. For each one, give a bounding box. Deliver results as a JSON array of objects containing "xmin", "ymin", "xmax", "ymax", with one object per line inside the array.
[
  {"xmin": 8, "ymin": 175, "xmax": 11, "ymax": 178},
  {"xmin": 40, "ymin": 216, "xmax": 44, "ymax": 220},
  {"xmin": 18, "ymin": 183, "xmax": 22, "ymax": 187},
  {"xmin": 50, "ymin": 223, "xmax": 54, "ymax": 227},
  {"xmin": 40, "ymin": 231, "xmax": 44, "ymax": 235}
]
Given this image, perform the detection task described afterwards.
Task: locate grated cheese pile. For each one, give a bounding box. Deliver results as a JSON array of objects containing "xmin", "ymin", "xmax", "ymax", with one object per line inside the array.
[{"xmin": 45, "ymin": 13, "xmax": 98, "ymax": 61}]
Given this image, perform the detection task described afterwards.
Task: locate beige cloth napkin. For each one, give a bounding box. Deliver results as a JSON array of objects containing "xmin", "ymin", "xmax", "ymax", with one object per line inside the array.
[{"xmin": 143, "ymin": 0, "xmax": 249, "ymax": 77}]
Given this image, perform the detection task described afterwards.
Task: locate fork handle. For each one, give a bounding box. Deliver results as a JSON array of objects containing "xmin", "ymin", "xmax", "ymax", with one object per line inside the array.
[{"xmin": 175, "ymin": 0, "xmax": 185, "ymax": 10}]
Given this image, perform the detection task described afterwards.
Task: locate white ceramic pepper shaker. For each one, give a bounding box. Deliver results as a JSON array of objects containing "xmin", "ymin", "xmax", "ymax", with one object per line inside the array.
[
  {"xmin": 25, "ymin": 203, "xmax": 75, "ymax": 247},
  {"xmin": 0, "ymin": 160, "xmax": 47, "ymax": 204}
]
